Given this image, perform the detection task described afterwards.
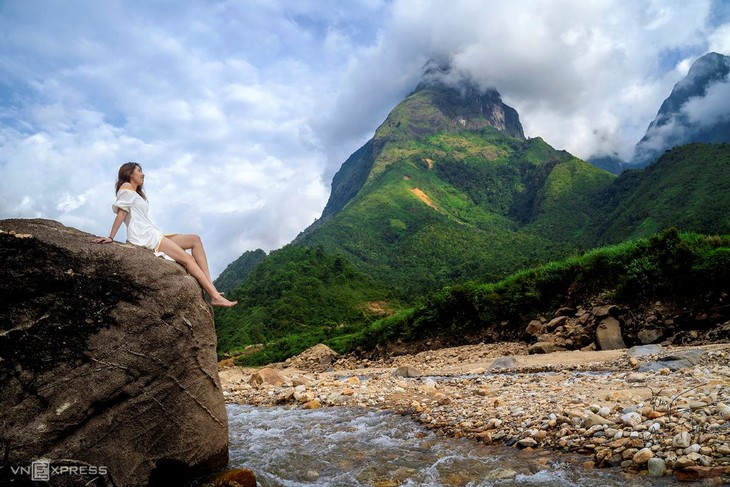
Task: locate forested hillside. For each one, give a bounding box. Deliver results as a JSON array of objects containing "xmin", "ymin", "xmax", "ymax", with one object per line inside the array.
[{"xmin": 215, "ymin": 76, "xmax": 730, "ymax": 362}]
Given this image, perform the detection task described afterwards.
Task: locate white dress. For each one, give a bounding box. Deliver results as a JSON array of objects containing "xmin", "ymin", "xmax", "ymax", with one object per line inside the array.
[{"xmin": 112, "ymin": 189, "xmax": 166, "ymax": 252}]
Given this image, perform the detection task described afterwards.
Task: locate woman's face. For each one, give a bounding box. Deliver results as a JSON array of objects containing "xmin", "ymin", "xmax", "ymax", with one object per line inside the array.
[{"xmin": 131, "ymin": 165, "xmax": 145, "ymax": 186}]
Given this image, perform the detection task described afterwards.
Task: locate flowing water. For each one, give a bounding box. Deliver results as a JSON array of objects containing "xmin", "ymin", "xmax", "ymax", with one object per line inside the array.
[{"xmin": 227, "ymin": 404, "xmax": 685, "ymax": 487}]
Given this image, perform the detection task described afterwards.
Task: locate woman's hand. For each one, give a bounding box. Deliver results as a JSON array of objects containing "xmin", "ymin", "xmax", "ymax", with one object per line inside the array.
[{"xmin": 93, "ymin": 237, "xmax": 114, "ymax": 244}]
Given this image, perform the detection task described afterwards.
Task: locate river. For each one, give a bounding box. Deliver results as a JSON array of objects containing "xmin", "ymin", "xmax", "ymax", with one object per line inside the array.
[{"xmin": 226, "ymin": 404, "xmax": 685, "ymax": 486}]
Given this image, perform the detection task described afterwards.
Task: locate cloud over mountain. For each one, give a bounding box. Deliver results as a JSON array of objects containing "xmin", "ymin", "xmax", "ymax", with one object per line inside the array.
[{"xmin": 0, "ymin": 0, "xmax": 728, "ymax": 275}]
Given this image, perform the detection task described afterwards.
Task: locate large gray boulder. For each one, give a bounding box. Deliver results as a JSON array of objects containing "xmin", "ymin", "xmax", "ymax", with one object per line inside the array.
[{"xmin": 0, "ymin": 219, "xmax": 228, "ymax": 486}]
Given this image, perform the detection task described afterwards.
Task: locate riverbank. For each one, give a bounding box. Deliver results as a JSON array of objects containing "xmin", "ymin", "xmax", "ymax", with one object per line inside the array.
[{"xmin": 220, "ymin": 342, "xmax": 730, "ymax": 483}]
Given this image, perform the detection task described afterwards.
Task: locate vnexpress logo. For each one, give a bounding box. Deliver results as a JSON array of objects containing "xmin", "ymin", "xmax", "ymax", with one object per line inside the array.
[
  {"xmin": 31, "ymin": 459, "xmax": 50, "ymax": 481},
  {"xmin": 10, "ymin": 459, "xmax": 108, "ymax": 480}
]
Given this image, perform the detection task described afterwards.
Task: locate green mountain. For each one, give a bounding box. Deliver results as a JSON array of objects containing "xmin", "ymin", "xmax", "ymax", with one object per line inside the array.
[
  {"xmin": 591, "ymin": 143, "xmax": 730, "ymax": 243},
  {"xmin": 296, "ymin": 77, "xmax": 614, "ymax": 294},
  {"xmin": 215, "ymin": 71, "xmax": 730, "ymax": 361},
  {"xmin": 632, "ymin": 53, "xmax": 730, "ymax": 167},
  {"xmin": 215, "ymin": 245, "xmax": 397, "ymax": 358}
]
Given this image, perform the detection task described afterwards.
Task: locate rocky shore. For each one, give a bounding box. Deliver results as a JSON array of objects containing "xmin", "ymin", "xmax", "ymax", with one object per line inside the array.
[{"xmin": 220, "ymin": 341, "xmax": 730, "ymax": 483}]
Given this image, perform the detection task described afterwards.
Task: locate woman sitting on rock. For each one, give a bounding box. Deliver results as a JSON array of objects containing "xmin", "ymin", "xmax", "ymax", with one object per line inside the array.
[{"xmin": 94, "ymin": 162, "xmax": 237, "ymax": 308}]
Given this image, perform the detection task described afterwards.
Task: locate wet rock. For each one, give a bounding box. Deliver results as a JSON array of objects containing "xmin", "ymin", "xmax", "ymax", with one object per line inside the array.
[
  {"xmin": 674, "ymin": 466, "xmax": 730, "ymax": 481},
  {"xmin": 304, "ymin": 470, "xmax": 320, "ymax": 481},
  {"xmin": 486, "ymin": 468, "xmax": 517, "ymax": 480},
  {"xmin": 203, "ymin": 468, "xmax": 257, "ymax": 487},
  {"xmin": 0, "ymin": 219, "xmax": 229, "ymax": 487},
  {"xmin": 596, "ymin": 317, "xmax": 626, "ymax": 350}
]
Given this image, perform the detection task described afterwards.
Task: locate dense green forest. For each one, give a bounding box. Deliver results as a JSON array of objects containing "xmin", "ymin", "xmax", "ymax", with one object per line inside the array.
[
  {"xmin": 215, "ymin": 245, "xmax": 398, "ymax": 357},
  {"xmin": 232, "ymin": 229, "xmax": 729, "ymax": 365},
  {"xmin": 214, "ymin": 248, "xmax": 266, "ymax": 294}
]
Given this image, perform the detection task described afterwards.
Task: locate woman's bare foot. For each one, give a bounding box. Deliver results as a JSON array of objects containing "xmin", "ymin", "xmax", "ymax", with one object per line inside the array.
[{"xmin": 210, "ymin": 294, "xmax": 237, "ymax": 307}]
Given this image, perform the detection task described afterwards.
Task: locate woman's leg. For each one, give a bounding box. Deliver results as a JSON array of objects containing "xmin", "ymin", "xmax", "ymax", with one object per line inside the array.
[
  {"xmin": 166, "ymin": 234, "xmax": 213, "ymax": 283},
  {"xmin": 157, "ymin": 237, "xmax": 237, "ymax": 308}
]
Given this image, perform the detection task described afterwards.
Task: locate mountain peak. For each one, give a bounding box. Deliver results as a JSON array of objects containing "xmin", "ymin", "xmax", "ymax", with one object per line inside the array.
[
  {"xmin": 317, "ymin": 64, "xmax": 525, "ymax": 219},
  {"xmin": 407, "ymin": 62, "xmax": 525, "ymax": 140},
  {"xmin": 631, "ymin": 52, "xmax": 730, "ymax": 166}
]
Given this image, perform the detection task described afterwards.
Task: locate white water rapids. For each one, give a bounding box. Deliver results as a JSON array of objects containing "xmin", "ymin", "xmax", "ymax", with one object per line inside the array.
[{"xmin": 226, "ymin": 404, "xmax": 682, "ymax": 486}]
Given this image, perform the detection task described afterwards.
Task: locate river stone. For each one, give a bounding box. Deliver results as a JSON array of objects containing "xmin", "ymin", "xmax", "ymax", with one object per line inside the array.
[
  {"xmin": 488, "ymin": 356, "xmax": 518, "ymax": 369},
  {"xmin": 203, "ymin": 469, "xmax": 257, "ymax": 487},
  {"xmin": 637, "ymin": 357, "xmax": 694, "ymax": 372},
  {"xmin": 647, "ymin": 458, "xmax": 666, "ymax": 477},
  {"xmin": 0, "ymin": 219, "xmax": 228, "ymax": 487},
  {"xmin": 287, "ymin": 343, "xmax": 339, "ymax": 371},
  {"xmin": 719, "ymin": 405, "xmax": 730, "ymax": 420},
  {"xmin": 517, "ymin": 438, "xmax": 538, "ymax": 448},
  {"xmin": 620, "ymin": 412, "xmax": 642, "ymax": 427},
  {"xmin": 249, "ymin": 368, "xmax": 286, "ymax": 386},
  {"xmin": 627, "ymin": 344, "xmax": 663, "ymax": 357},
  {"xmin": 632, "ymin": 448, "xmax": 653, "ymax": 464},
  {"xmin": 584, "ymin": 411, "xmax": 614, "ymax": 427},
  {"xmin": 596, "ymin": 317, "xmax": 626, "ymax": 350},
  {"xmin": 592, "ymin": 305, "xmax": 618, "ymax": 318},
  {"xmin": 665, "ymin": 349, "xmax": 705, "ymax": 365},
  {"xmin": 546, "ymin": 315, "xmax": 568, "ymax": 329},
  {"xmin": 673, "ymin": 432, "xmax": 693, "ymax": 449},
  {"xmin": 393, "ymin": 366, "xmax": 422, "ymax": 378},
  {"xmin": 637, "ymin": 328, "xmax": 663, "ymax": 344},
  {"xmin": 525, "ymin": 320, "xmax": 544, "ymax": 335},
  {"xmin": 486, "ymin": 468, "xmax": 517, "ymax": 480}
]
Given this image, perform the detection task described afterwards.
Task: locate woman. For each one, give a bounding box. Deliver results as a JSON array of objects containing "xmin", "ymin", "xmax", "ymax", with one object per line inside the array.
[{"xmin": 94, "ymin": 162, "xmax": 237, "ymax": 308}]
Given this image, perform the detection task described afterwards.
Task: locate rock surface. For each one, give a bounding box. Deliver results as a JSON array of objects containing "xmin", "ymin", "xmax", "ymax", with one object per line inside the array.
[{"xmin": 0, "ymin": 219, "xmax": 229, "ymax": 487}]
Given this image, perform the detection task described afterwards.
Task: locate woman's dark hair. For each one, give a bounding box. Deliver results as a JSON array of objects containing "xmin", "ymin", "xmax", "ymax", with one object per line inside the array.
[{"xmin": 115, "ymin": 162, "xmax": 146, "ymax": 200}]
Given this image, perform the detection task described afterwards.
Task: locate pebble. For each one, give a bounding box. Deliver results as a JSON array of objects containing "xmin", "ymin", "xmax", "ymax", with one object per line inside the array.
[
  {"xmin": 620, "ymin": 412, "xmax": 642, "ymax": 427},
  {"xmin": 673, "ymin": 431, "xmax": 692, "ymax": 448},
  {"xmin": 632, "ymin": 448, "xmax": 653, "ymax": 464},
  {"xmin": 647, "ymin": 457, "xmax": 666, "ymax": 477}
]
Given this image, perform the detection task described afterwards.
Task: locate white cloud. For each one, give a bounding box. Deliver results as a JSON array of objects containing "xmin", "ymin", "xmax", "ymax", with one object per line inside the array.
[{"xmin": 0, "ymin": 0, "xmax": 729, "ymax": 277}]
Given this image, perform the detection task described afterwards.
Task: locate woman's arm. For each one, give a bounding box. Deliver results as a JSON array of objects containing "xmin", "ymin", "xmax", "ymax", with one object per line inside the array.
[{"xmin": 93, "ymin": 209, "xmax": 127, "ymax": 243}]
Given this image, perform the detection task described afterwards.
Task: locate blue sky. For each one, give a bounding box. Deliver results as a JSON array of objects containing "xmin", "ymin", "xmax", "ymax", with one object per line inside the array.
[{"xmin": 1, "ymin": 0, "xmax": 729, "ymax": 277}]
